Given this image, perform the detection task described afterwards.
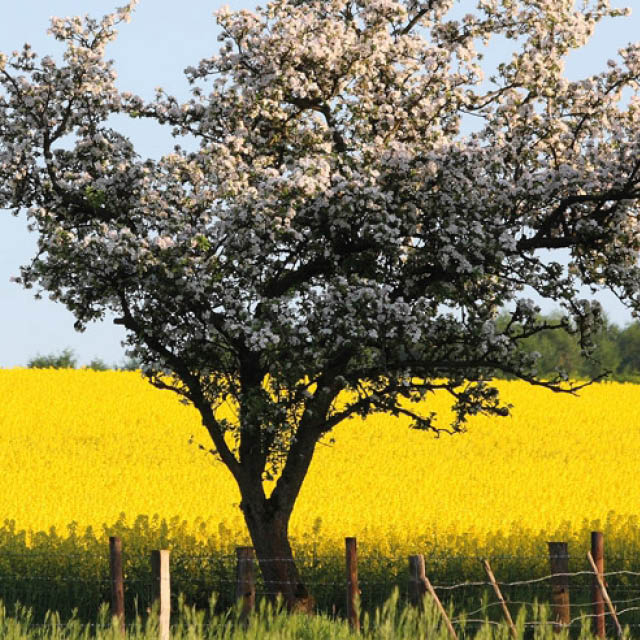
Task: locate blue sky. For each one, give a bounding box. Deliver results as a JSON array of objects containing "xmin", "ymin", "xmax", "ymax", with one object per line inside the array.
[{"xmin": 0, "ymin": 1, "xmax": 638, "ymax": 367}]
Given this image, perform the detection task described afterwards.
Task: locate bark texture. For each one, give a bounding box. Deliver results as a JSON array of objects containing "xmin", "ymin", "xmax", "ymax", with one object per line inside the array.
[{"xmin": 241, "ymin": 496, "xmax": 314, "ymax": 612}]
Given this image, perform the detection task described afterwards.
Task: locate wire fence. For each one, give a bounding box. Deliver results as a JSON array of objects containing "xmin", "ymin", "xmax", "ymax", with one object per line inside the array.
[{"xmin": 5, "ymin": 537, "xmax": 640, "ymax": 636}]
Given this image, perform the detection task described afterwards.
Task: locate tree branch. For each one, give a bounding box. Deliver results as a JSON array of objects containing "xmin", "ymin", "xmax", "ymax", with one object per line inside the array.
[
  {"xmin": 518, "ymin": 187, "xmax": 640, "ymax": 251},
  {"xmin": 113, "ymin": 297, "xmax": 242, "ymax": 480}
]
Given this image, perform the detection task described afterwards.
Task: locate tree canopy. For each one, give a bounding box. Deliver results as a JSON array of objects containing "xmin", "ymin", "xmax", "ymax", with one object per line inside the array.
[{"xmin": 1, "ymin": 0, "xmax": 640, "ymax": 608}]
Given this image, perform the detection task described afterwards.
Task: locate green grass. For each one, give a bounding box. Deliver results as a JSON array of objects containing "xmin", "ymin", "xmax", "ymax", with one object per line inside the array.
[{"xmin": 0, "ymin": 593, "xmax": 630, "ymax": 640}]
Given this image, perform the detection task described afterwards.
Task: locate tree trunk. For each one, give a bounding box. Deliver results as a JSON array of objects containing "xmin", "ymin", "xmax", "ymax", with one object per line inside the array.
[
  {"xmin": 241, "ymin": 498, "xmax": 314, "ymax": 613},
  {"xmin": 233, "ymin": 397, "xmax": 330, "ymax": 613}
]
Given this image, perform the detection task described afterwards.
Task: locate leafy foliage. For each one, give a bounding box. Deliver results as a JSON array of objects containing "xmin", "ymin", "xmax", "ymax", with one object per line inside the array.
[
  {"xmin": 86, "ymin": 357, "xmax": 110, "ymax": 371},
  {"xmin": 24, "ymin": 350, "xmax": 133, "ymax": 371},
  {"xmin": 500, "ymin": 313, "xmax": 640, "ymax": 382},
  {"xmin": 26, "ymin": 348, "xmax": 77, "ymax": 369}
]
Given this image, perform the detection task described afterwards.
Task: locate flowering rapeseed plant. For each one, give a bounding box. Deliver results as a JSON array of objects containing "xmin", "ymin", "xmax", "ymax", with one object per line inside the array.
[{"xmin": 2, "ymin": 370, "xmax": 640, "ymax": 555}]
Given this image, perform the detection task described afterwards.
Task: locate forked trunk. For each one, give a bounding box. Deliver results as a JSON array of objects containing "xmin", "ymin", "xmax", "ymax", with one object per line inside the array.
[
  {"xmin": 234, "ymin": 402, "xmax": 325, "ymax": 613},
  {"xmin": 242, "ymin": 502, "xmax": 314, "ymax": 613}
]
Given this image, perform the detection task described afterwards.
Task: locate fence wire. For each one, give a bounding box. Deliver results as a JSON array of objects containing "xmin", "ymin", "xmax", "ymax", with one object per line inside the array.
[{"xmin": 6, "ymin": 549, "xmax": 640, "ymax": 633}]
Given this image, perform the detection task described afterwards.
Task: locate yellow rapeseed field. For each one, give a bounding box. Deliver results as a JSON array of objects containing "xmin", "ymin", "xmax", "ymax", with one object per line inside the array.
[{"xmin": 2, "ymin": 369, "xmax": 640, "ymax": 558}]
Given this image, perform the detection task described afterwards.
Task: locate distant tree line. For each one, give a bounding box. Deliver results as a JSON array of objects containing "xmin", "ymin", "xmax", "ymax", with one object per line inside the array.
[
  {"xmin": 497, "ymin": 312, "xmax": 640, "ymax": 382},
  {"xmin": 26, "ymin": 348, "xmax": 140, "ymax": 371}
]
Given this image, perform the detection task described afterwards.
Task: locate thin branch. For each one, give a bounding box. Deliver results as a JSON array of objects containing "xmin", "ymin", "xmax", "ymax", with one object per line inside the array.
[{"xmin": 398, "ymin": 8, "xmax": 430, "ymax": 36}]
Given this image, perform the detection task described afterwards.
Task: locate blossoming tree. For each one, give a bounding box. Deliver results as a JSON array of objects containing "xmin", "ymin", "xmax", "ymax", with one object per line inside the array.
[{"xmin": 1, "ymin": 0, "xmax": 640, "ymax": 609}]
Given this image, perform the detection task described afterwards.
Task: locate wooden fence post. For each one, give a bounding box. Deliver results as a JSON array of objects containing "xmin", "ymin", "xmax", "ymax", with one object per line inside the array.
[
  {"xmin": 408, "ymin": 554, "xmax": 458, "ymax": 640},
  {"xmin": 345, "ymin": 537, "xmax": 359, "ymax": 632},
  {"xmin": 548, "ymin": 541, "xmax": 570, "ymax": 631},
  {"xmin": 591, "ymin": 532, "xmax": 605, "ymax": 639},
  {"xmin": 235, "ymin": 547, "xmax": 256, "ymax": 621},
  {"xmin": 109, "ymin": 536, "xmax": 125, "ymax": 634},
  {"xmin": 151, "ymin": 550, "xmax": 170, "ymax": 640},
  {"xmin": 408, "ymin": 554, "xmax": 427, "ymax": 607}
]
